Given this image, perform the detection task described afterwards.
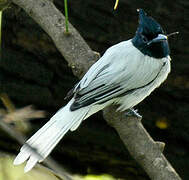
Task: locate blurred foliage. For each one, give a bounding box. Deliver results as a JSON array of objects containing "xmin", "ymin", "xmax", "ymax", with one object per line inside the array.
[
  {"xmin": 0, "ymin": 0, "xmax": 10, "ymax": 11},
  {"xmin": 0, "ymin": 154, "xmax": 64, "ymax": 180},
  {"xmin": 0, "ymin": 93, "xmax": 45, "ymax": 132},
  {"xmin": 155, "ymin": 117, "xmax": 169, "ymax": 129},
  {"xmin": 0, "ymin": 154, "xmax": 117, "ymax": 180},
  {"xmin": 83, "ymin": 174, "xmax": 115, "ymax": 180},
  {"xmin": 75, "ymin": 175, "xmax": 116, "ymax": 180}
]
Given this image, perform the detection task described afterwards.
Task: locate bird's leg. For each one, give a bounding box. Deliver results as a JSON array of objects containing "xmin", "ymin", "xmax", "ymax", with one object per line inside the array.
[{"xmin": 125, "ymin": 108, "xmax": 142, "ymax": 118}]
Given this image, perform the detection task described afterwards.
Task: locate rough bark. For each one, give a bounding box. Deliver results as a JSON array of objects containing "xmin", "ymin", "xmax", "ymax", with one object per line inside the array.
[
  {"xmin": 103, "ymin": 107, "xmax": 181, "ymax": 180},
  {"xmin": 12, "ymin": 0, "xmax": 100, "ymax": 78},
  {"xmin": 9, "ymin": 0, "xmax": 182, "ymax": 179}
]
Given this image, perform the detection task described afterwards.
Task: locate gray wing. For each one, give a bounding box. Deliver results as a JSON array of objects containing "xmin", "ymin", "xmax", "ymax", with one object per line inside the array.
[{"xmin": 69, "ymin": 41, "xmax": 165, "ymax": 111}]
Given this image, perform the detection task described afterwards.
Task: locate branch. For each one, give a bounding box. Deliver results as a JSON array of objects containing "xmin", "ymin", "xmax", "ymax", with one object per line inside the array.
[
  {"xmin": 12, "ymin": 0, "xmax": 100, "ymax": 78},
  {"xmin": 103, "ymin": 106, "xmax": 181, "ymax": 180},
  {"xmin": 11, "ymin": 0, "xmax": 181, "ymax": 179}
]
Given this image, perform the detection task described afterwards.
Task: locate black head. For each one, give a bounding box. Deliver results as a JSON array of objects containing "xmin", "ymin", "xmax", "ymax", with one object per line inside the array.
[{"xmin": 132, "ymin": 9, "xmax": 170, "ymax": 58}]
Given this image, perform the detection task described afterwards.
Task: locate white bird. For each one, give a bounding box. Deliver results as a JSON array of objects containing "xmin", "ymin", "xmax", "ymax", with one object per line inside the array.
[{"xmin": 14, "ymin": 9, "xmax": 172, "ymax": 172}]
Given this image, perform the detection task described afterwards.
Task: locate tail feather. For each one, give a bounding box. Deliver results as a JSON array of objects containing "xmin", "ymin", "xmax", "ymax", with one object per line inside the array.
[
  {"xmin": 24, "ymin": 156, "xmax": 38, "ymax": 172},
  {"xmin": 70, "ymin": 119, "xmax": 82, "ymax": 131},
  {"xmin": 13, "ymin": 98, "xmax": 90, "ymax": 172}
]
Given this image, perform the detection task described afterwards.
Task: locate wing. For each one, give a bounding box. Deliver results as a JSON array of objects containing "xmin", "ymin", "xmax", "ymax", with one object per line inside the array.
[{"xmin": 69, "ymin": 40, "xmax": 165, "ymax": 111}]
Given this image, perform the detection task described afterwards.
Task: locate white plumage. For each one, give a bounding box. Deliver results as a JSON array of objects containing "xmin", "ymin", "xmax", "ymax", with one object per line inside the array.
[{"xmin": 14, "ymin": 39, "xmax": 171, "ymax": 172}]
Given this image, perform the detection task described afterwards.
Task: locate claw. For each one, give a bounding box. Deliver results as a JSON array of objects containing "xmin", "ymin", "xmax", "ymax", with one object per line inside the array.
[{"xmin": 125, "ymin": 108, "xmax": 142, "ymax": 118}]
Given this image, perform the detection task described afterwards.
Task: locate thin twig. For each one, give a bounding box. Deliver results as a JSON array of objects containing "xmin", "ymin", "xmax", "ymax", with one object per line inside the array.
[
  {"xmin": 64, "ymin": 0, "xmax": 69, "ymax": 33},
  {"xmin": 114, "ymin": 0, "xmax": 119, "ymax": 10},
  {"xmin": 0, "ymin": 93, "xmax": 15, "ymax": 112},
  {"xmin": 0, "ymin": 10, "xmax": 2, "ymax": 60}
]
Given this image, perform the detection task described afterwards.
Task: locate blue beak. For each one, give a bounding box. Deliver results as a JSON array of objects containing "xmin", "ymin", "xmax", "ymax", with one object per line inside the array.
[{"xmin": 147, "ymin": 34, "xmax": 168, "ymax": 45}]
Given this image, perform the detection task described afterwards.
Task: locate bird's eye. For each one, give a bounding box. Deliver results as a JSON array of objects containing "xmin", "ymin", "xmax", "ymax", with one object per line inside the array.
[{"xmin": 141, "ymin": 35, "xmax": 148, "ymax": 43}]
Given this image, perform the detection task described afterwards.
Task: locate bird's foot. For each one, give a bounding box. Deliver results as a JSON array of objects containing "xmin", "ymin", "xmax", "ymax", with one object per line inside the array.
[{"xmin": 125, "ymin": 108, "xmax": 142, "ymax": 118}]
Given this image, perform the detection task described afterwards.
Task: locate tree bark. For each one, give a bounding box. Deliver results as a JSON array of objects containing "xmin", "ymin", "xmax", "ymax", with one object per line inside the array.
[{"xmin": 103, "ymin": 107, "xmax": 181, "ymax": 180}]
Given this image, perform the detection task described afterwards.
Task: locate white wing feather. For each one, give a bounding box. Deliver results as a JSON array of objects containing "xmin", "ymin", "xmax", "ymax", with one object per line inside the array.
[{"xmin": 72, "ymin": 40, "xmax": 168, "ymax": 108}]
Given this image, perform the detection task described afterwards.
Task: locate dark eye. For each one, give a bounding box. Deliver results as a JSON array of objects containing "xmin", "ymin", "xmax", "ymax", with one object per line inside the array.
[{"xmin": 141, "ymin": 34, "xmax": 148, "ymax": 43}]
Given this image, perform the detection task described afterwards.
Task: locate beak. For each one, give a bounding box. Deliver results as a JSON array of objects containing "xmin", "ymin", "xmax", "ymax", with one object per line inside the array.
[{"xmin": 147, "ymin": 34, "xmax": 167, "ymax": 45}]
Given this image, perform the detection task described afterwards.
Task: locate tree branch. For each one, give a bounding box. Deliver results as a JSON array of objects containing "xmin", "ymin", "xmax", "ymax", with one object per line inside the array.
[
  {"xmin": 12, "ymin": 0, "xmax": 100, "ymax": 78},
  {"xmin": 11, "ymin": 0, "xmax": 181, "ymax": 179},
  {"xmin": 103, "ymin": 106, "xmax": 181, "ymax": 180}
]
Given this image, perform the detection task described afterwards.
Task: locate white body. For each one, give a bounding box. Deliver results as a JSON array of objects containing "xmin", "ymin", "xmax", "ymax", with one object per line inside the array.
[{"xmin": 14, "ymin": 40, "xmax": 171, "ymax": 172}]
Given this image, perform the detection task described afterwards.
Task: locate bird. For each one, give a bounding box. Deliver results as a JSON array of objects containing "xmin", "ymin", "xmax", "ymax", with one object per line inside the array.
[{"xmin": 14, "ymin": 9, "xmax": 174, "ymax": 172}]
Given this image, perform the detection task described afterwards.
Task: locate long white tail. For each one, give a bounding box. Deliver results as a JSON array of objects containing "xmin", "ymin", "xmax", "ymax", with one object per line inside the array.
[{"xmin": 13, "ymin": 98, "xmax": 90, "ymax": 172}]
